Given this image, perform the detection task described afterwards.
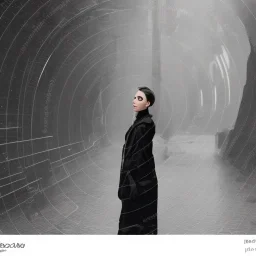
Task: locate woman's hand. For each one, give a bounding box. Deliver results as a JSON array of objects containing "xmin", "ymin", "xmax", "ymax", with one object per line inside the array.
[
  {"xmin": 130, "ymin": 183, "xmax": 139, "ymax": 200},
  {"xmin": 127, "ymin": 171, "xmax": 139, "ymax": 200}
]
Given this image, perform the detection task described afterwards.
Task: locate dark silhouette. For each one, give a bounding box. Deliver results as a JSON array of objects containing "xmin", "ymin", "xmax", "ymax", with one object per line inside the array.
[{"xmin": 118, "ymin": 88, "xmax": 158, "ymax": 235}]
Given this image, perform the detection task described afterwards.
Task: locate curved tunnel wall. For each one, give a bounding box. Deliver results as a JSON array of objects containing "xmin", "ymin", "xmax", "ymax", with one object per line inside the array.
[
  {"xmin": 0, "ymin": 0, "xmax": 156, "ymax": 219},
  {"xmin": 219, "ymin": 0, "xmax": 256, "ymax": 173},
  {"xmin": 157, "ymin": 0, "xmax": 249, "ymax": 136}
]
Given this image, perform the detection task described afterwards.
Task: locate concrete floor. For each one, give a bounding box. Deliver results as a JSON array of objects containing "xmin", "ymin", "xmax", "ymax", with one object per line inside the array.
[{"xmin": 1, "ymin": 134, "xmax": 256, "ymax": 234}]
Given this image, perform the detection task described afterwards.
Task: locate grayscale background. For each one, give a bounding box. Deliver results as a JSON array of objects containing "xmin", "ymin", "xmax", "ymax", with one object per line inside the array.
[{"xmin": 0, "ymin": 0, "xmax": 255, "ymax": 234}]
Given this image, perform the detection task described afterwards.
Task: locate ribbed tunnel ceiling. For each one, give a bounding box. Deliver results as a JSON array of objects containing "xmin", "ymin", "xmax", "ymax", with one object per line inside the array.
[{"xmin": 0, "ymin": 0, "xmax": 254, "ymax": 234}]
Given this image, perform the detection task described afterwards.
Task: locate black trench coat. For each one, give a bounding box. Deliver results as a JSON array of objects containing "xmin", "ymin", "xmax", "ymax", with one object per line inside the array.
[{"xmin": 117, "ymin": 111, "xmax": 158, "ymax": 235}]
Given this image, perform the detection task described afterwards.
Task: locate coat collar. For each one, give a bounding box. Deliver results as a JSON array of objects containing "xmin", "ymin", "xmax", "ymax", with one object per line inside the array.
[
  {"xmin": 133, "ymin": 114, "xmax": 153, "ymax": 127},
  {"xmin": 134, "ymin": 108, "xmax": 153, "ymax": 125},
  {"xmin": 134, "ymin": 108, "xmax": 151, "ymax": 121},
  {"xmin": 125, "ymin": 113, "xmax": 153, "ymax": 142},
  {"xmin": 133, "ymin": 107, "xmax": 153, "ymax": 128}
]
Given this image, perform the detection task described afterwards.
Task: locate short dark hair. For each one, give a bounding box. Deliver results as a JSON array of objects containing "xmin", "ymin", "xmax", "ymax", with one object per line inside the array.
[{"xmin": 138, "ymin": 86, "xmax": 155, "ymax": 107}]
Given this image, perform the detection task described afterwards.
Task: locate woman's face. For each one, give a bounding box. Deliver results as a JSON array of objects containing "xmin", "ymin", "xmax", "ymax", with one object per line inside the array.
[{"xmin": 133, "ymin": 90, "xmax": 150, "ymax": 112}]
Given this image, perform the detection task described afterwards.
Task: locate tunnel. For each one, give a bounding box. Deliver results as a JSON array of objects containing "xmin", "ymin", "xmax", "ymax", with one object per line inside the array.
[{"xmin": 0, "ymin": 0, "xmax": 255, "ymax": 234}]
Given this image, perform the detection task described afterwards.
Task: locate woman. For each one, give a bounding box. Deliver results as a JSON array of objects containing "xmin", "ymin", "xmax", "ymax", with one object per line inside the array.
[{"xmin": 118, "ymin": 86, "xmax": 158, "ymax": 235}]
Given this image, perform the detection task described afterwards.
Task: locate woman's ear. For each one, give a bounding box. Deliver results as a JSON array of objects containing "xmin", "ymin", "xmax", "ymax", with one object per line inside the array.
[{"xmin": 146, "ymin": 101, "xmax": 150, "ymax": 107}]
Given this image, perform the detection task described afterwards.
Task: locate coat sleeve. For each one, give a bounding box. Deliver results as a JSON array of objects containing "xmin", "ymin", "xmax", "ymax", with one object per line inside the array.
[
  {"xmin": 127, "ymin": 124, "xmax": 151, "ymax": 199},
  {"xmin": 129, "ymin": 124, "xmax": 148, "ymax": 167}
]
